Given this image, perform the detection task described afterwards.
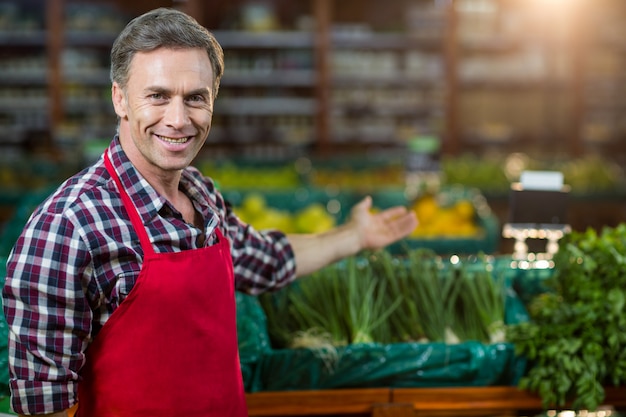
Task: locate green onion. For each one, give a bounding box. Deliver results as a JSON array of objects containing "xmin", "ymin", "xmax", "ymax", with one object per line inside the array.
[{"xmin": 259, "ymin": 249, "xmax": 507, "ymax": 348}]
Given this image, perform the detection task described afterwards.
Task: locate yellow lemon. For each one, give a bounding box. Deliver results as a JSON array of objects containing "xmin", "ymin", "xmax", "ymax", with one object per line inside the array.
[
  {"xmin": 294, "ymin": 203, "xmax": 336, "ymax": 233},
  {"xmin": 412, "ymin": 195, "xmax": 438, "ymax": 223},
  {"xmin": 242, "ymin": 193, "xmax": 266, "ymax": 215},
  {"xmin": 454, "ymin": 199, "xmax": 475, "ymax": 221}
]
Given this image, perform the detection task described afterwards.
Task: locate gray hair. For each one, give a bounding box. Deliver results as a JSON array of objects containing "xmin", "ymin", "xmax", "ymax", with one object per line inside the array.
[{"xmin": 110, "ymin": 7, "xmax": 224, "ymax": 97}]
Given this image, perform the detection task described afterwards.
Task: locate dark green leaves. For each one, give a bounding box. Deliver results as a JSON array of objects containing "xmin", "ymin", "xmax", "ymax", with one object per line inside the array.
[{"xmin": 507, "ymin": 224, "xmax": 626, "ymax": 411}]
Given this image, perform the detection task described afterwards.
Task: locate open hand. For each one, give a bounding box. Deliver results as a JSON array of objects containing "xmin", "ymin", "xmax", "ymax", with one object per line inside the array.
[{"xmin": 348, "ymin": 195, "xmax": 418, "ymax": 251}]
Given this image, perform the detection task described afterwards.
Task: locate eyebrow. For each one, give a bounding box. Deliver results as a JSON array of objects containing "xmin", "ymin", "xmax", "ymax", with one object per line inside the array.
[
  {"xmin": 144, "ymin": 86, "xmax": 212, "ymax": 98},
  {"xmin": 187, "ymin": 88, "xmax": 212, "ymax": 99}
]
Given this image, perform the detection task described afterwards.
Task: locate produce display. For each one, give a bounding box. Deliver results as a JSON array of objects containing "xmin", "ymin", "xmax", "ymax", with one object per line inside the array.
[
  {"xmin": 224, "ymin": 185, "xmax": 500, "ymax": 256},
  {"xmin": 308, "ymin": 163, "xmax": 405, "ymax": 191},
  {"xmin": 507, "ymin": 224, "xmax": 626, "ymax": 411},
  {"xmin": 442, "ymin": 153, "xmax": 624, "ymax": 196},
  {"xmin": 409, "ymin": 192, "xmax": 482, "ymax": 238},
  {"xmin": 232, "ymin": 192, "xmax": 337, "ymax": 234},
  {"xmin": 377, "ymin": 187, "xmax": 500, "ymax": 254},
  {"xmin": 1, "ymin": 153, "xmax": 622, "ymax": 206},
  {"xmin": 260, "ymin": 250, "xmax": 510, "ymax": 349},
  {"xmin": 197, "ymin": 153, "xmax": 624, "ymax": 196},
  {"xmin": 441, "ymin": 153, "xmax": 511, "ymax": 195},
  {"xmin": 237, "ymin": 250, "xmax": 529, "ymax": 392},
  {"xmin": 550, "ymin": 154, "xmax": 623, "ymax": 194},
  {"xmin": 198, "ymin": 160, "xmax": 304, "ymax": 189}
]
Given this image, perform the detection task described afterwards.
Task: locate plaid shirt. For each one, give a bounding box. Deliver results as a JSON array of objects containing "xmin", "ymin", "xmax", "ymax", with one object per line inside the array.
[{"xmin": 2, "ymin": 137, "xmax": 296, "ymax": 415}]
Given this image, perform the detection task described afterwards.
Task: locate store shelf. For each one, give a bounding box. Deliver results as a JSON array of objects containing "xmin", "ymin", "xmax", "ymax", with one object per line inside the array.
[
  {"xmin": 63, "ymin": 69, "xmax": 112, "ymax": 86},
  {"xmin": 0, "ymin": 71, "xmax": 47, "ymax": 86},
  {"xmin": 213, "ymin": 30, "xmax": 314, "ymax": 49},
  {"xmin": 221, "ymin": 70, "xmax": 316, "ymax": 87},
  {"xmin": 0, "ymin": 30, "xmax": 46, "ymax": 46},
  {"xmin": 64, "ymin": 30, "xmax": 117, "ymax": 47},
  {"xmin": 0, "ymin": 11, "xmax": 48, "ymax": 149},
  {"xmin": 216, "ymin": 97, "xmax": 316, "ymax": 116},
  {"xmin": 0, "ymin": 97, "xmax": 48, "ymax": 110},
  {"xmin": 331, "ymin": 32, "xmax": 441, "ymax": 51},
  {"xmin": 2, "ymin": 0, "xmax": 626, "ymax": 168}
]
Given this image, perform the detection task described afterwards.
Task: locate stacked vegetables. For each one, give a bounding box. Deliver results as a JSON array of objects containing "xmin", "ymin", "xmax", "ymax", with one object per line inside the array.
[
  {"xmin": 260, "ymin": 249, "xmax": 508, "ymax": 350},
  {"xmin": 232, "ymin": 192, "xmax": 337, "ymax": 234},
  {"xmin": 409, "ymin": 193, "xmax": 482, "ymax": 238}
]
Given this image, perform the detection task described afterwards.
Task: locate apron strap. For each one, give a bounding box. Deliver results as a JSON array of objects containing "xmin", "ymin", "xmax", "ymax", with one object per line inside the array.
[{"xmin": 104, "ymin": 150, "xmax": 155, "ymax": 256}]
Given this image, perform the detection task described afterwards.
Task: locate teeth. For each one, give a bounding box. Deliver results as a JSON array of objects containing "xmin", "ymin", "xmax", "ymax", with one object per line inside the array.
[{"xmin": 159, "ymin": 135, "xmax": 189, "ymax": 144}]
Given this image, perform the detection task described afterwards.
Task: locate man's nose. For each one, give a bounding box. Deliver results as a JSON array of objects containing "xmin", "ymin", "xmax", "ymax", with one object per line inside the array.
[{"xmin": 164, "ymin": 98, "xmax": 189, "ymax": 127}]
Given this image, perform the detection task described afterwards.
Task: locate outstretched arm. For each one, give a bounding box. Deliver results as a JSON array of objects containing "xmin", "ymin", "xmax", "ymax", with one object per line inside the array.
[{"xmin": 287, "ymin": 196, "xmax": 418, "ymax": 277}]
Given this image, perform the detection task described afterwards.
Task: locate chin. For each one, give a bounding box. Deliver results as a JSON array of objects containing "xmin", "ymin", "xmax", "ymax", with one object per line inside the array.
[{"xmin": 157, "ymin": 155, "xmax": 192, "ymax": 171}]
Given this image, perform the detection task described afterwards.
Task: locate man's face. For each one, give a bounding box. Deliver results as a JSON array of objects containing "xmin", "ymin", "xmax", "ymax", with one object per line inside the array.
[{"xmin": 112, "ymin": 47, "xmax": 215, "ymax": 176}]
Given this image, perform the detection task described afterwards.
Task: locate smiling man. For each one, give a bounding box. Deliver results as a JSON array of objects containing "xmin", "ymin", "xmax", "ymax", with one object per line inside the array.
[{"xmin": 2, "ymin": 8, "xmax": 417, "ymax": 417}]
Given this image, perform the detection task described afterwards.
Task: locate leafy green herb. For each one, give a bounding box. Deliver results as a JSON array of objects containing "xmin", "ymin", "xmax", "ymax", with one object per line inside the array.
[{"xmin": 507, "ymin": 224, "xmax": 626, "ymax": 411}]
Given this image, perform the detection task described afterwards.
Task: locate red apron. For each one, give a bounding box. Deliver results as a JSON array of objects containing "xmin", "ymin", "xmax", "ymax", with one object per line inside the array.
[{"xmin": 76, "ymin": 152, "xmax": 248, "ymax": 416}]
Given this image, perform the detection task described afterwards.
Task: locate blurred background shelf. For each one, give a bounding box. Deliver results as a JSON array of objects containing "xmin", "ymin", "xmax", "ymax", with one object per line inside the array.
[
  {"xmin": 3, "ymin": 0, "xmax": 626, "ymax": 158},
  {"xmin": 1, "ymin": 0, "xmax": 626, "ymax": 250}
]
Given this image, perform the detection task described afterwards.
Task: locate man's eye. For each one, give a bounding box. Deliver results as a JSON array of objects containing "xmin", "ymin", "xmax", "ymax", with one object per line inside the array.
[
  {"xmin": 188, "ymin": 95, "xmax": 205, "ymax": 103},
  {"xmin": 150, "ymin": 93, "xmax": 164, "ymax": 100}
]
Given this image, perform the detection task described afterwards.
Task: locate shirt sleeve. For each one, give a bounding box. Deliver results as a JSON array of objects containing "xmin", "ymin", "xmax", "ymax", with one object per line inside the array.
[
  {"xmin": 220, "ymin": 198, "xmax": 297, "ymax": 295},
  {"xmin": 2, "ymin": 210, "xmax": 92, "ymax": 415}
]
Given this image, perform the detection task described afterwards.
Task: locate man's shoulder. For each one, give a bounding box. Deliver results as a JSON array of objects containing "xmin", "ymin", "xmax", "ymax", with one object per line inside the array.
[
  {"xmin": 38, "ymin": 162, "xmax": 115, "ymax": 218},
  {"xmin": 183, "ymin": 165, "xmax": 219, "ymax": 195}
]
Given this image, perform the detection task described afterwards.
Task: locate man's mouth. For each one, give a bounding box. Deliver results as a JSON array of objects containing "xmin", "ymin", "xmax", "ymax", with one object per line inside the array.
[{"xmin": 158, "ymin": 135, "xmax": 191, "ymax": 144}]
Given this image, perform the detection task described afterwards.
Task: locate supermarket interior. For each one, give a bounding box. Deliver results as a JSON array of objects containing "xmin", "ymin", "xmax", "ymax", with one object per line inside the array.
[{"xmin": 2, "ymin": 0, "xmax": 626, "ymax": 416}]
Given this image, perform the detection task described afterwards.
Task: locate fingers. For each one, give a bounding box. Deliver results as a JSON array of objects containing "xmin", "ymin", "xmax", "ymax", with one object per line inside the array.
[
  {"xmin": 396, "ymin": 211, "xmax": 419, "ymax": 235},
  {"xmin": 380, "ymin": 206, "xmax": 418, "ymax": 236},
  {"xmin": 357, "ymin": 195, "xmax": 372, "ymax": 210},
  {"xmin": 350, "ymin": 195, "xmax": 372, "ymax": 217},
  {"xmin": 378, "ymin": 205, "xmax": 409, "ymax": 220}
]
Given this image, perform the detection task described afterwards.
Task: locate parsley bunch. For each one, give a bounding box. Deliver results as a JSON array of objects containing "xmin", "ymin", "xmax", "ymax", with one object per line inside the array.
[{"xmin": 507, "ymin": 224, "xmax": 626, "ymax": 411}]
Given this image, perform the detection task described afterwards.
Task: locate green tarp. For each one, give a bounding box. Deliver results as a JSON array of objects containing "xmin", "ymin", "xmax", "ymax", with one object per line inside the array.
[{"xmin": 251, "ymin": 341, "xmax": 523, "ymax": 392}]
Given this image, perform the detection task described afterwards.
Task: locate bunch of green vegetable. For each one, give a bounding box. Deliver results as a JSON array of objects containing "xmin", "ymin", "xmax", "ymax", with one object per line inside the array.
[
  {"xmin": 260, "ymin": 256, "xmax": 401, "ymax": 349},
  {"xmin": 507, "ymin": 225, "xmax": 626, "ymax": 411},
  {"xmin": 369, "ymin": 249, "xmax": 505, "ymax": 344},
  {"xmin": 259, "ymin": 249, "xmax": 508, "ymax": 350}
]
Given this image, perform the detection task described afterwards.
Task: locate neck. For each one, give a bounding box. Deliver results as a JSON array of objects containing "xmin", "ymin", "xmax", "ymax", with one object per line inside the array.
[
  {"xmin": 150, "ymin": 171, "xmax": 200, "ymax": 228},
  {"xmin": 150, "ymin": 170, "xmax": 183, "ymax": 203}
]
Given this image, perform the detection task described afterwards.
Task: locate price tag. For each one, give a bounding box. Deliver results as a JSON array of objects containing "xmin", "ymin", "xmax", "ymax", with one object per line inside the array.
[
  {"xmin": 509, "ymin": 170, "xmax": 569, "ymax": 226},
  {"xmin": 520, "ymin": 170, "xmax": 563, "ymax": 191}
]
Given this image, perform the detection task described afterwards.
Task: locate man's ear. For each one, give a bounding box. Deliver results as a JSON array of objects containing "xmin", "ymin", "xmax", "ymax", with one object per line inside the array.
[{"xmin": 111, "ymin": 82, "xmax": 127, "ymax": 119}]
